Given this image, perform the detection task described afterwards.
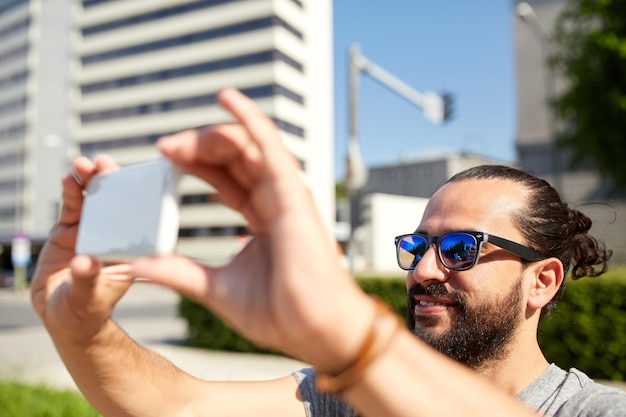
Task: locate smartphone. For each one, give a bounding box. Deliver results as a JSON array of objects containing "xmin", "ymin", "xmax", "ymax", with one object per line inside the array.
[{"xmin": 75, "ymin": 158, "xmax": 182, "ymax": 261}]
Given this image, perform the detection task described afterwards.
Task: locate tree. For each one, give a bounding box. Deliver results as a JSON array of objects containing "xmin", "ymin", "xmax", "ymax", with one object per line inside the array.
[{"xmin": 550, "ymin": 0, "xmax": 626, "ymax": 193}]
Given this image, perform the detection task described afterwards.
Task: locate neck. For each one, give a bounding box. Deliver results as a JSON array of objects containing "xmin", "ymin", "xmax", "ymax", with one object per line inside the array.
[{"xmin": 473, "ymin": 328, "xmax": 550, "ymax": 396}]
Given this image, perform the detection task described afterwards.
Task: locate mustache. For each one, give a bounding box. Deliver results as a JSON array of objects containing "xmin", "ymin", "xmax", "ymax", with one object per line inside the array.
[
  {"xmin": 407, "ymin": 283, "xmax": 464, "ymax": 304},
  {"xmin": 406, "ymin": 282, "xmax": 468, "ymax": 329}
]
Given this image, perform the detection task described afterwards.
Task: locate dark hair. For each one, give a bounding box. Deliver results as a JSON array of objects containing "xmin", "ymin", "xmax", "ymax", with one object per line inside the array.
[{"xmin": 447, "ymin": 165, "xmax": 613, "ymax": 319}]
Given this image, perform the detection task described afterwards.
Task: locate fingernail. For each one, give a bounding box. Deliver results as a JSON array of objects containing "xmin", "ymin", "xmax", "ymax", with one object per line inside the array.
[{"xmin": 71, "ymin": 166, "xmax": 84, "ymax": 186}]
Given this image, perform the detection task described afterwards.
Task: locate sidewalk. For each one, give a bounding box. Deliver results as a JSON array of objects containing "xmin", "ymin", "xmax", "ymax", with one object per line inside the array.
[{"xmin": 0, "ymin": 283, "xmax": 308, "ymax": 391}]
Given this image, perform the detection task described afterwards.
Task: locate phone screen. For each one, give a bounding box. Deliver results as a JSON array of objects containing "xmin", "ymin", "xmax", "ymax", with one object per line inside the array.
[{"xmin": 76, "ymin": 158, "xmax": 181, "ymax": 260}]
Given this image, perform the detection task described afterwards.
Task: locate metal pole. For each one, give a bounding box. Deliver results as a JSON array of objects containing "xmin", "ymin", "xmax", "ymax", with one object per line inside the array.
[{"xmin": 347, "ymin": 44, "xmax": 362, "ymax": 274}]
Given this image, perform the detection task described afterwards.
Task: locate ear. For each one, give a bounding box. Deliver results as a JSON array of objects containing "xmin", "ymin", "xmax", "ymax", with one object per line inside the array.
[{"xmin": 526, "ymin": 258, "xmax": 564, "ymax": 310}]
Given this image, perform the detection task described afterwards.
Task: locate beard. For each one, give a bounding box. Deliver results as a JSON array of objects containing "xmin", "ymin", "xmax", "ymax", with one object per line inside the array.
[{"xmin": 407, "ymin": 277, "xmax": 524, "ymax": 370}]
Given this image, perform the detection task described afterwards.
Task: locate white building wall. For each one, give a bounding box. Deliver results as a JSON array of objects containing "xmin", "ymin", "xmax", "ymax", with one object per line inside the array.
[
  {"xmin": 0, "ymin": 1, "xmax": 30, "ymax": 238},
  {"xmin": 73, "ymin": 0, "xmax": 333, "ymax": 265},
  {"xmin": 27, "ymin": 0, "xmax": 75, "ymax": 236},
  {"xmin": 361, "ymin": 193, "xmax": 428, "ymax": 276},
  {"xmin": 300, "ymin": 0, "xmax": 334, "ymax": 234}
]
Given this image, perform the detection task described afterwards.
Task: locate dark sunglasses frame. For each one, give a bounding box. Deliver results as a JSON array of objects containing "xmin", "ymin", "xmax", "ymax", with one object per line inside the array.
[{"xmin": 394, "ymin": 231, "xmax": 547, "ymax": 271}]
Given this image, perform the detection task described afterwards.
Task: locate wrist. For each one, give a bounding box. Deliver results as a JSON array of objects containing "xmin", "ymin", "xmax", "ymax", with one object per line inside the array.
[
  {"xmin": 49, "ymin": 317, "xmax": 117, "ymax": 351},
  {"xmin": 315, "ymin": 297, "xmax": 403, "ymax": 394}
]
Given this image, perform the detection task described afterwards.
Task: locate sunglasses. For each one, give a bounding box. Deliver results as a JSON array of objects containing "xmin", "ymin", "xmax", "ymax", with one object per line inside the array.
[{"xmin": 394, "ymin": 231, "xmax": 547, "ymax": 271}]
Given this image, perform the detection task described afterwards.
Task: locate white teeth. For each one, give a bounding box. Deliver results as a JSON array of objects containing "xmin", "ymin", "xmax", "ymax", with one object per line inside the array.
[{"xmin": 418, "ymin": 300, "xmax": 441, "ymax": 307}]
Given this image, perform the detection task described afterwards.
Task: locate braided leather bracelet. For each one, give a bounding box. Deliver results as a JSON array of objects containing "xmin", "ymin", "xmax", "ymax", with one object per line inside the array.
[{"xmin": 315, "ymin": 297, "xmax": 402, "ymax": 394}]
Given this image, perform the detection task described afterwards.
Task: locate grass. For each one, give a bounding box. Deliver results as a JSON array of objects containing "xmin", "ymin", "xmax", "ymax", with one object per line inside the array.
[{"xmin": 0, "ymin": 380, "xmax": 101, "ymax": 417}]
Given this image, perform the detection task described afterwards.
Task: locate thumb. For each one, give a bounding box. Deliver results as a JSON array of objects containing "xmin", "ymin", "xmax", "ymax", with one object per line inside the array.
[
  {"xmin": 69, "ymin": 255, "xmax": 133, "ymax": 312},
  {"xmin": 69, "ymin": 255, "xmax": 101, "ymax": 295}
]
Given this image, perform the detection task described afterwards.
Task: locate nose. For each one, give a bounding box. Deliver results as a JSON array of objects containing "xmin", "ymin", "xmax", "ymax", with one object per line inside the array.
[{"xmin": 406, "ymin": 244, "xmax": 447, "ymax": 288}]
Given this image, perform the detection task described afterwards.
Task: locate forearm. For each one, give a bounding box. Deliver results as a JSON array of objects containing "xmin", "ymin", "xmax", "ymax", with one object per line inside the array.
[
  {"xmin": 50, "ymin": 319, "xmax": 198, "ymax": 417},
  {"xmin": 343, "ymin": 330, "xmax": 536, "ymax": 417}
]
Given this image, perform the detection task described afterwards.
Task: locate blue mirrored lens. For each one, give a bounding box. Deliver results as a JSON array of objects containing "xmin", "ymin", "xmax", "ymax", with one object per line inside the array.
[
  {"xmin": 439, "ymin": 233, "xmax": 478, "ymax": 269},
  {"xmin": 397, "ymin": 235, "xmax": 428, "ymax": 269}
]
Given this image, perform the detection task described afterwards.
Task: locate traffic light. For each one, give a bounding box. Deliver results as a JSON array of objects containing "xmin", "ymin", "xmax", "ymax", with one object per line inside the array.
[{"xmin": 442, "ymin": 93, "xmax": 455, "ymax": 122}]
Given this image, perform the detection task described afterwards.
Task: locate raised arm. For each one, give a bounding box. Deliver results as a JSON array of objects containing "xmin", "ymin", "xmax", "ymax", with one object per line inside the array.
[
  {"xmin": 30, "ymin": 153, "xmax": 306, "ymax": 417},
  {"xmin": 32, "ymin": 88, "xmax": 539, "ymax": 417},
  {"xmin": 129, "ymin": 88, "xmax": 540, "ymax": 417}
]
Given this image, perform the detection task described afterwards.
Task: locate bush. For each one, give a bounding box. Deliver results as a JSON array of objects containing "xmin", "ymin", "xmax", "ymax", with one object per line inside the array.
[
  {"xmin": 0, "ymin": 380, "xmax": 100, "ymax": 417},
  {"xmin": 538, "ymin": 269, "xmax": 626, "ymax": 381},
  {"xmin": 179, "ymin": 273, "xmax": 626, "ymax": 381},
  {"xmin": 179, "ymin": 296, "xmax": 276, "ymax": 354},
  {"xmin": 177, "ymin": 277, "xmax": 409, "ymax": 355}
]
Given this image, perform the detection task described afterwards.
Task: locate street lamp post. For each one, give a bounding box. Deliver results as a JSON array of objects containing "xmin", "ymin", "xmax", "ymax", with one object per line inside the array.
[
  {"xmin": 344, "ymin": 44, "xmax": 452, "ymax": 273},
  {"xmin": 516, "ymin": 1, "xmax": 562, "ymax": 195}
]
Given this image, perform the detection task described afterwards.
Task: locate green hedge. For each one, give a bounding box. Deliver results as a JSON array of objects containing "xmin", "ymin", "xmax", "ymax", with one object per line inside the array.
[
  {"xmin": 538, "ymin": 270, "xmax": 626, "ymax": 381},
  {"xmin": 178, "ymin": 271, "xmax": 626, "ymax": 381},
  {"xmin": 177, "ymin": 278, "xmax": 409, "ymax": 355}
]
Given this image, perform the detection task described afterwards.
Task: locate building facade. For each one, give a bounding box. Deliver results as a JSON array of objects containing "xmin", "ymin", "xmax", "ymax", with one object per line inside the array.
[
  {"xmin": 339, "ymin": 151, "xmax": 502, "ymax": 274},
  {"xmin": 514, "ymin": 0, "xmax": 626, "ymax": 263},
  {"xmin": 0, "ymin": 0, "xmax": 75, "ymax": 269},
  {"xmin": 362, "ymin": 150, "xmax": 502, "ymax": 199},
  {"xmin": 0, "ymin": 0, "xmax": 334, "ymax": 269}
]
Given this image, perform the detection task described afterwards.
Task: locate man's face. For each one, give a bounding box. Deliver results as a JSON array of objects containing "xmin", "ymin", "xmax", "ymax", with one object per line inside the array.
[{"xmin": 405, "ymin": 179, "xmax": 530, "ymax": 370}]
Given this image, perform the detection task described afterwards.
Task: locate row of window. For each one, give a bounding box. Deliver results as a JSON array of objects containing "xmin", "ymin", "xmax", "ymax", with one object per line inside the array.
[
  {"xmin": 0, "ymin": 151, "xmax": 23, "ymax": 165},
  {"xmin": 0, "ymin": 70, "xmax": 27, "ymax": 91},
  {"xmin": 0, "ymin": 0, "xmax": 27, "ymax": 16},
  {"xmin": 0, "ymin": 206, "xmax": 16, "ymax": 218},
  {"xmin": 80, "ymin": 132, "xmax": 166, "ymax": 155},
  {"xmin": 0, "ymin": 16, "xmax": 28, "ymax": 39},
  {"xmin": 181, "ymin": 193, "xmax": 222, "ymax": 205},
  {"xmin": 0, "ymin": 44, "xmax": 28, "ymax": 67},
  {"xmin": 0, "ymin": 97, "xmax": 26, "ymax": 117},
  {"xmin": 83, "ymin": 0, "xmax": 247, "ymax": 36},
  {"xmin": 80, "ymin": 84, "xmax": 304, "ymax": 124},
  {"xmin": 83, "ymin": 0, "xmax": 302, "ymax": 12},
  {"xmin": 79, "ymin": 115, "xmax": 305, "ymax": 156},
  {"xmin": 82, "ymin": 15, "xmax": 302, "ymax": 65},
  {"xmin": 178, "ymin": 225, "xmax": 248, "ymax": 238},
  {"xmin": 0, "ymin": 124, "xmax": 25, "ymax": 141},
  {"xmin": 82, "ymin": 50, "xmax": 303, "ymax": 94},
  {"xmin": 0, "ymin": 178, "xmax": 21, "ymax": 192}
]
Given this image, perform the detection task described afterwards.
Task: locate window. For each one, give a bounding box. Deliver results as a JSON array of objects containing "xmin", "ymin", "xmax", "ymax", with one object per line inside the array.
[
  {"xmin": 0, "ymin": 0, "xmax": 27, "ymax": 15},
  {"xmin": 82, "ymin": 16, "xmax": 302, "ymax": 65},
  {"xmin": 83, "ymin": 1, "xmax": 303, "ymax": 35},
  {"xmin": 82, "ymin": 50, "xmax": 303, "ymax": 94},
  {"xmin": 80, "ymin": 84, "xmax": 304, "ymax": 127}
]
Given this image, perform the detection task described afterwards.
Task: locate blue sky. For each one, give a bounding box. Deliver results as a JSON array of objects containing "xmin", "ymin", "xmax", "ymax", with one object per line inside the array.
[{"xmin": 332, "ymin": 1, "xmax": 516, "ymax": 180}]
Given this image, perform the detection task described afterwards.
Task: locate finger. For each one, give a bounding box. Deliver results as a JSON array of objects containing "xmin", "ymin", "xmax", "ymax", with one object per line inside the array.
[
  {"xmin": 217, "ymin": 88, "xmax": 300, "ymax": 175},
  {"xmin": 159, "ymin": 125, "xmax": 251, "ymax": 163},
  {"xmin": 57, "ymin": 157, "xmax": 94, "ymax": 226},
  {"xmin": 131, "ymin": 255, "xmax": 212, "ymax": 304},
  {"xmin": 159, "ymin": 125, "xmax": 262, "ymax": 190},
  {"xmin": 179, "ymin": 162, "xmax": 247, "ymax": 206},
  {"xmin": 93, "ymin": 154, "xmax": 119, "ymax": 174},
  {"xmin": 69, "ymin": 256, "xmax": 133, "ymax": 310},
  {"xmin": 58, "ymin": 156, "xmax": 119, "ymax": 226},
  {"xmin": 67, "ymin": 255, "xmax": 102, "ymax": 303}
]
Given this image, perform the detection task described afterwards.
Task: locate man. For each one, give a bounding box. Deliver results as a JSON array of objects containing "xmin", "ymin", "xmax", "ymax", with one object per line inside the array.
[{"xmin": 31, "ymin": 88, "xmax": 625, "ymax": 417}]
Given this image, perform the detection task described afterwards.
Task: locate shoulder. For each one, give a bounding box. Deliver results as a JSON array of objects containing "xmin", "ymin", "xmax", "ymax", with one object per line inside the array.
[{"xmin": 555, "ymin": 368, "xmax": 626, "ymax": 417}]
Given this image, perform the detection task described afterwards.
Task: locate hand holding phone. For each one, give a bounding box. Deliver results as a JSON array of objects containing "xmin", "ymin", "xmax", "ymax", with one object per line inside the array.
[{"xmin": 75, "ymin": 158, "xmax": 182, "ymax": 261}]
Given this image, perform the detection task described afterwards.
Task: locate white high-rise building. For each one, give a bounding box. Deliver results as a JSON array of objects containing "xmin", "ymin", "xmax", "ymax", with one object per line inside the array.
[
  {"xmin": 0, "ymin": 0, "xmax": 334, "ymax": 268},
  {"xmin": 0, "ymin": 0, "xmax": 75, "ymax": 265}
]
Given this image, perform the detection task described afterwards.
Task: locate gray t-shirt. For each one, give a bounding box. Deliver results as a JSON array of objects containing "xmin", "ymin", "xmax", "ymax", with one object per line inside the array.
[
  {"xmin": 518, "ymin": 364, "xmax": 626, "ymax": 416},
  {"xmin": 293, "ymin": 364, "xmax": 626, "ymax": 417}
]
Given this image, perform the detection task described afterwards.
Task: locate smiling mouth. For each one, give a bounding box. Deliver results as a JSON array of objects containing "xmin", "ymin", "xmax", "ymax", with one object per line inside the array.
[
  {"xmin": 417, "ymin": 299, "xmax": 452, "ymax": 307},
  {"xmin": 413, "ymin": 297, "xmax": 457, "ymax": 315},
  {"xmin": 415, "ymin": 296, "xmax": 457, "ymax": 306}
]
